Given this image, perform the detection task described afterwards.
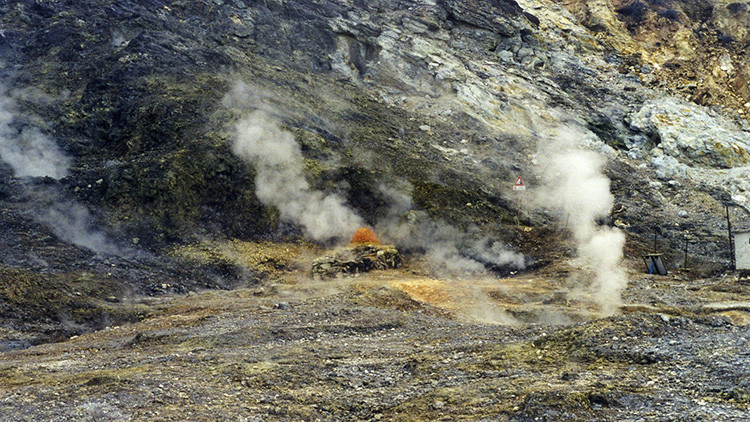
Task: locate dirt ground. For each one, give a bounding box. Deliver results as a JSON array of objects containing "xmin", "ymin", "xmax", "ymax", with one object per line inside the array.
[{"xmin": 0, "ymin": 241, "xmax": 749, "ymax": 421}]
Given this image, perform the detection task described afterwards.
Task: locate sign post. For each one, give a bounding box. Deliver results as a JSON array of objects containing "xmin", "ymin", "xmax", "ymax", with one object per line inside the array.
[{"xmin": 513, "ymin": 176, "xmax": 525, "ymax": 226}]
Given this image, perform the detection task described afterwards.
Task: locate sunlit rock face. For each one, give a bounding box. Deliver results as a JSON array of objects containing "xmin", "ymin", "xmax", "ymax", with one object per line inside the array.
[{"xmin": 557, "ymin": 0, "xmax": 750, "ymax": 111}]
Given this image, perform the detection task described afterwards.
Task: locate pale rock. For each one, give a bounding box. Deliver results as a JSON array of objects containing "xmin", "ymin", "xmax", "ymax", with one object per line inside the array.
[
  {"xmin": 631, "ymin": 97, "xmax": 750, "ymax": 168},
  {"xmin": 497, "ymin": 50, "xmax": 514, "ymax": 62},
  {"xmin": 649, "ymin": 150, "xmax": 688, "ymax": 180}
]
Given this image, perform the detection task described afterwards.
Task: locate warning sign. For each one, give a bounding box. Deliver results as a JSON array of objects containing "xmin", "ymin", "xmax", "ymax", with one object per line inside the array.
[{"xmin": 513, "ymin": 176, "xmax": 526, "ymax": 191}]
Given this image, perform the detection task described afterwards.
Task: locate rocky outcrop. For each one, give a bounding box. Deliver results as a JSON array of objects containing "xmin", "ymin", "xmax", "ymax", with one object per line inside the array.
[
  {"xmin": 311, "ymin": 245, "xmax": 402, "ymax": 279},
  {"xmin": 557, "ymin": 0, "xmax": 750, "ymax": 113},
  {"xmin": 439, "ymin": 0, "xmax": 527, "ymax": 36},
  {"xmin": 631, "ymin": 97, "xmax": 750, "ymax": 169}
]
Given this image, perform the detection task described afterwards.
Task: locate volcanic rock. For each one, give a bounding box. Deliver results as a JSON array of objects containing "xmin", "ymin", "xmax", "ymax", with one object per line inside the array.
[
  {"xmin": 630, "ymin": 97, "xmax": 750, "ymax": 168},
  {"xmin": 311, "ymin": 245, "xmax": 402, "ymax": 280}
]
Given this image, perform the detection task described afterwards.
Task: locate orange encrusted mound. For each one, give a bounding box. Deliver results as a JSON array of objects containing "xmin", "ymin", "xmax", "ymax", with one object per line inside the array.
[{"xmin": 350, "ymin": 227, "xmax": 380, "ymax": 245}]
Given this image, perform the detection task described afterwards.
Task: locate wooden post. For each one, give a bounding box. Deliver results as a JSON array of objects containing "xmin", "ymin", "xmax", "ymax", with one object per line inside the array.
[{"xmin": 512, "ymin": 176, "xmax": 525, "ymax": 227}]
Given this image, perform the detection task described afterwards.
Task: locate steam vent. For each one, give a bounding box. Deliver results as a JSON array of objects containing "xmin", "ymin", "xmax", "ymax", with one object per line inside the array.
[{"xmin": 312, "ymin": 229, "xmax": 400, "ymax": 279}]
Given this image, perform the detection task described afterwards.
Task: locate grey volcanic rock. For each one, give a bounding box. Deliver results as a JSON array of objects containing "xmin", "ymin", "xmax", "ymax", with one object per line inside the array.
[
  {"xmin": 631, "ymin": 97, "xmax": 750, "ymax": 168},
  {"xmin": 0, "ymin": 0, "xmax": 746, "ymax": 249},
  {"xmin": 312, "ymin": 244, "xmax": 402, "ymax": 279},
  {"xmin": 439, "ymin": 0, "xmax": 528, "ymax": 36},
  {"xmin": 2, "ymin": 2, "xmax": 750, "ymax": 421},
  {"xmin": 0, "ymin": 0, "xmax": 745, "ymax": 264}
]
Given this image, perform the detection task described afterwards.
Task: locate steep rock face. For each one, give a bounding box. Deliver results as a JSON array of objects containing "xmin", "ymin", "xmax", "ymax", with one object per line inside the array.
[
  {"xmin": 559, "ymin": 0, "xmax": 750, "ymax": 112},
  {"xmin": 0, "ymin": 0, "xmax": 545, "ymax": 248},
  {"xmin": 0, "ymin": 0, "xmax": 747, "ymax": 267}
]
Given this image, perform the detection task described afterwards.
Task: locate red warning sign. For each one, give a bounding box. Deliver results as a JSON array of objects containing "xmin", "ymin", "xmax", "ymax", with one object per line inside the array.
[{"xmin": 513, "ymin": 176, "xmax": 526, "ymax": 191}]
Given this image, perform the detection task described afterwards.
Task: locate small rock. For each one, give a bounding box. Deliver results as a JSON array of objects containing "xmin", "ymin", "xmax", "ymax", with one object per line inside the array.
[
  {"xmin": 560, "ymin": 371, "xmax": 578, "ymax": 381},
  {"xmin": 419, "ymin": 125, "xmax": 431, "ymax": 132},
  {"xmin": 497, "ymin": 50, "xmax": 514, "ymax": 62}
]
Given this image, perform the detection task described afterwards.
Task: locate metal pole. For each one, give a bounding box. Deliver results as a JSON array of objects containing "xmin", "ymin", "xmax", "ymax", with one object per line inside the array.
[
  {"xmin": 726, "ymin": 204, "xmax": 735, "ymax": 271},
  {"xmin": 683, "ymin": 233, "xmax": 689, "ymax": 269}
]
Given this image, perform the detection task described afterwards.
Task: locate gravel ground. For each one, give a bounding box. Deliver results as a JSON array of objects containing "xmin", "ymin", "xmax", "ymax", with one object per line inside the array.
[{"xmin": 0, "ymin": 263, "xmax": 748, "ymax": 421}]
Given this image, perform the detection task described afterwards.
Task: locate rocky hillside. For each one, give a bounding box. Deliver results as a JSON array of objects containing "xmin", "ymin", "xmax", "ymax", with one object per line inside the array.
[
  {"xmin": 3, "ymin": 2, "xmax": 750, "ymax": 420},
  {"xmin": 1, "ymin": 0, "xmax": 750, "ymax": 333}
]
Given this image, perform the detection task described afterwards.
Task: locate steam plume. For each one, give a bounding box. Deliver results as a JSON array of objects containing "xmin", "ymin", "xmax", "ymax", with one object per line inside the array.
[
  {"xmin": 232, "ymin": 111, "xmax": 364, "ymax": 243},
  {"xmin": 376, "ymin": 184, "xmax": 525, "ymax": 277},
  {"xmin": 40, "ymin": 197, "xmax": 121, "ymax": 255},
  {"xmin": 1, "ymin": 84, "xmax": 121, "ymax": 255},
  {"xmin": 413, "ymin": 222, "xmax": 525, "ymax": 276},
  {"xmin": 534, "ymin": 128, "xmax": 627, "ymax": 315},
  {"xmin": 0, "ymin": 88, "xmax": 70, "ymax": 179},
  {"xmin": 225, "ymin": 83, "xmax": 523, "ymax": 276}
]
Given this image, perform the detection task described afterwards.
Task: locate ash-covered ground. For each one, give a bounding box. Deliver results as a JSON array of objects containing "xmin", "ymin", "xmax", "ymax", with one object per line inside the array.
[{"xmin": 0, "ymin": 240, "xmax": 748, "ymax": 421}]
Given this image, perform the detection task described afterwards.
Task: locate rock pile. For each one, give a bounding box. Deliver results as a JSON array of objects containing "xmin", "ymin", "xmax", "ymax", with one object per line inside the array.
[{"xmin": 311, "ymin": 245, "xmax": 402, "ymax": 280}]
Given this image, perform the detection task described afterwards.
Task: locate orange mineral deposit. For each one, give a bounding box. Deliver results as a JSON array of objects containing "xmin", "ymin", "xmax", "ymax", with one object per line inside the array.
[{"xmin": 350, "ymin": 227, "xmax": 380, "ymax": 245}]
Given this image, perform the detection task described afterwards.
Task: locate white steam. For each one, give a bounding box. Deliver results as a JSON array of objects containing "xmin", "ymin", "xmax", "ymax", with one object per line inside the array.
[
  {"xmin": 232, "ymin": 111, "xmax": 364, "ymax": 242},
  {"xmin": 41, "ymin": 199, "xmax": 121, "ymax": 255},
  {"xmin": 413, "ymin": 223, "xmax": 525, "ymax": 276},
  {"xmin": 226, "ymin": 82, "xmax": 524, "ymax": 278},
  {"xmin": 534, "ymin": 129, "xmax": 627, "ymax": 315},
  {"xmin": 1, "ymin": 84, "xmax": 121, "ymax": 255},
  {"xmin": 0, "ymin": 88, "xmax": 70, "ymax": 179},
  {"xmin": 376, "ymin": 184, "xmax": 525, "ymax": 277}
]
